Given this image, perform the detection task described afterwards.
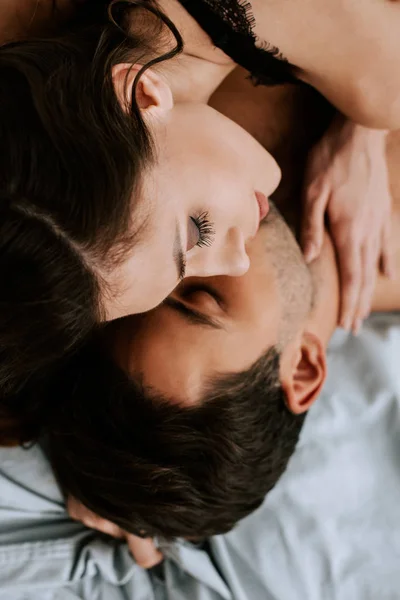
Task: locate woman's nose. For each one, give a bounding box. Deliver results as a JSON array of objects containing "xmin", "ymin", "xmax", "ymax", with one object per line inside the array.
[
  {"xmin": 187, "ymin": 227, "xmax": 250, "ymax": 278},
  {"xmin": 220, "ymin": 227, "xmax": 250, "ymax": 276}
]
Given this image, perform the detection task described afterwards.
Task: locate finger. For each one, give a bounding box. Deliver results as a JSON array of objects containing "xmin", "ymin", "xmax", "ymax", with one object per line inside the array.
[
  {"xmin": 78, "ymin": 514, "xmax": 124, "ymax": 538},
  {"xmin": 335, "ymin": 234, "xmax": 362, "ymax": 330},
  {"xmin": 67, "ymin": 496, "xmax": 82, "ymax": 521},
  {"xmin": 126, "ymin": 535, "xmax": 164, "ymax": 569},
  {"xmin": 380, "ymin": 219, "xmax": 394, "ymax": 279},
  {"xmin": 67, "ymin": 496, "xmax": 98, "ymax": 524},
  {"xmin": 67, "ymin": 497, "xmax": 123, "ymax": 538},
  {"xmin": 91, "ymin": 519, "xmax": 124, "ymax": 539},
  {"xmin": 301, "ymin": 179, "xmax": 330, "ymax": 263},
  {"xmin": 354, "ymin": 240, "xmax": 379, "ymax": 332}
]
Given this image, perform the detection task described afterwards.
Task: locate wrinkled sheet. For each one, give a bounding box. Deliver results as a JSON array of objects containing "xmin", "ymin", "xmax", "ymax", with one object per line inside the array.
[{"xmin": 1, "ymin": 313, "xmax": 400, "ymax": 599}]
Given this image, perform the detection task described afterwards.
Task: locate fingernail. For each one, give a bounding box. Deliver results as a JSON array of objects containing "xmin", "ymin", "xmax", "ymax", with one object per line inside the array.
[
  {"xmin": 304, "ymin": 243, "xmax": 318, "ymax": 263},
  {"xmin": 341, "ymin": 316, "xmax": 351, "ymax": 331}
]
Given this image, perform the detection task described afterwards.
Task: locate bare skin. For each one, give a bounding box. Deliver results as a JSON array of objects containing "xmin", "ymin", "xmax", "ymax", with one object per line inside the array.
[
  {"xmin": 157, "ymin": 0, "xmax": 395, "ymax": 331},
  {"xmin": 214, "ymin": 68, "xmax": 400, "ymax": 315},
  {"xmin": 69, "ymin": 71, "xmax": 400, "ymax": 566},
  {"xmin": 249, "ymin": 0, "xmax": 400, "ymax": 129}
]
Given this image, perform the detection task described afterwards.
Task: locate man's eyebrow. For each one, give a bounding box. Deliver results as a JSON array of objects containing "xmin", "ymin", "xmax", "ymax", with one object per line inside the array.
[
  {"xmin": 173, "ymin": 222, "xmax": 186, "ymax": 281},
  {"xmin": 163, "ymin": 297, "xmax": 223, "ymax": 330}
]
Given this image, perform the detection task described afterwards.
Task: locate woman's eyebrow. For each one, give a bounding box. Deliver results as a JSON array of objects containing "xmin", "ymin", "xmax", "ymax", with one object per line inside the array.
[
  {"xmin": 173, "ymin": 222, "xmax": 186, "ymax": 280},
  {"xmin": 163, "ymin": 297, "xmax": 223, "ymax": 330}
]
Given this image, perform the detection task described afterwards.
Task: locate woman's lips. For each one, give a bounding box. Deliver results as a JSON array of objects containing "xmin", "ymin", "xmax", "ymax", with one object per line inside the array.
[{"xmin": 255, "ymin": 191, "xmax": 270, "ymax": 222}]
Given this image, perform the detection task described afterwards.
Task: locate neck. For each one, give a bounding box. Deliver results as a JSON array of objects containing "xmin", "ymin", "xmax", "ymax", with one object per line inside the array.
[
  {"xmin": 166, "ymin": 53, "xmax": 234, "ymax": 103},
  {"xmin": 156, "ymin": 0, "xmax": 235, "ymax": 103},
  {"xmin": 305, "ymin": 234, "xmax": 340, "ymax": 347},
  {"xmin": 371, "ymin": 131, "xmax": 400, "ymax": 313}
]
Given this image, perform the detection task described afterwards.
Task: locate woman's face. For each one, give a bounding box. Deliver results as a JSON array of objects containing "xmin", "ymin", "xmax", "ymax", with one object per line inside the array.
[
  {"xmin": 104, "ymin": 99, "xmax": 281, "ymax": 319},
  {"xmin": 251, "ymin": 0, "xmax": 400, "ymax": 128}
]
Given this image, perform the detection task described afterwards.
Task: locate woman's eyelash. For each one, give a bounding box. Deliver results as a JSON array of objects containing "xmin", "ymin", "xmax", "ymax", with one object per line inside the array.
[{"xmin": 192, "ymin": 211, "xmax": 215, "ymax": 248}]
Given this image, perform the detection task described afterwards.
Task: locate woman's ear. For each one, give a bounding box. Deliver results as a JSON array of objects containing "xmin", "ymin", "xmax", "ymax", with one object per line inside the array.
[
  {"xmin": 280, "ymin": 332, "xmax": 326, "ymax": 415},
  {"xmin": 112, "ymin": 63, "xmax": 173, "ymax": 115}
]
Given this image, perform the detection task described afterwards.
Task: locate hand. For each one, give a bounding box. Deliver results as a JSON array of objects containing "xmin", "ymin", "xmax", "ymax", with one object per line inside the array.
[
  {"xmin": 301, "ymin": 114, "xmax": 393, "ymax": 333},
  {"xmin": 67, "ymin": 496, "xmax": 163, "ymax": 569}
]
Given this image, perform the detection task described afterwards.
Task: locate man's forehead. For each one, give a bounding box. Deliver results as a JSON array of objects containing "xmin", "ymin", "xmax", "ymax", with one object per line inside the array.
[
  {"xmin": 122, "ymin": 313, "xmax": 210, "ymax": 405},
  {"xmin": 117, "ymin": 301, "xmax": 278, "ymax": 402}
]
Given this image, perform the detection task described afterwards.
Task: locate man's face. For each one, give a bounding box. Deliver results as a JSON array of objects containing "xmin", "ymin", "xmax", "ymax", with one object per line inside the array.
[{"xmin": 112, "ymin": 206, "xmax": 314, "ymax": 404}]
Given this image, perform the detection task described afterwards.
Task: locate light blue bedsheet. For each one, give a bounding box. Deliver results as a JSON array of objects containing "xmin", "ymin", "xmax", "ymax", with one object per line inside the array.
[{"xmin": 1, "ymin": 313, "xmax": 400, "ymax": 599}]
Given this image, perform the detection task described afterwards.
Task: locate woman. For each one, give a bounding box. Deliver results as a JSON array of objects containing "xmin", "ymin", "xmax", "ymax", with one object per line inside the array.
[
  {"xmin": 59, "ymin": 0, "xmax": 400, "ymax": 567},
  {"xmin": 0, "ymin": 0, "xmax": 394, "ymax": 394},
  {"xmin": 0, "ymin": 2, "xmax": 281, "ymax": 399}
]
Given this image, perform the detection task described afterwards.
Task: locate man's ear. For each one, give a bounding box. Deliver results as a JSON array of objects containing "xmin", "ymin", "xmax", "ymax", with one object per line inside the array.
[
  {"xmin": 280, "ymin": 332, "xmax": 326, "ymax": 415},
  {"xmin": 112, "ymin": 63, "xmax": 173, "ymax": 115}
]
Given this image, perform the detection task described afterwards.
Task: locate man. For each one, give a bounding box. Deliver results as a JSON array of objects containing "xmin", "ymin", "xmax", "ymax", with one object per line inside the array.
[
  {"xmin": 47, "ymin": 200, "xmax": 315, "ymax": 539},
  {"xmin": 2, "ymin": 315, "xmax": 400, "ymax": 599},
  {"xmin": 43, "ymin": 105, "xmax": 400, "ymax": 545}
]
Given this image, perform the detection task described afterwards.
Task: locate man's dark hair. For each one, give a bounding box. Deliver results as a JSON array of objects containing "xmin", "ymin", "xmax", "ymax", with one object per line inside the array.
[
  {"xmin": 44, "ymin": 342, "xmax": 305, "ymax": 540},
  {"xmin": 0, "ymin": 1, "xmax": 182, "ymax": 435}
]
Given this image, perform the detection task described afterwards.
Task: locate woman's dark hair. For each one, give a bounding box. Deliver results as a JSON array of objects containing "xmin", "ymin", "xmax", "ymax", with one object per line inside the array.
[
  {"xmin": 0, "ymin": 1, "xmax": 182, "ymax": 439},
  {"xmin": 44, "ymin": 342, "xmax": 305, "ymax": 540}
]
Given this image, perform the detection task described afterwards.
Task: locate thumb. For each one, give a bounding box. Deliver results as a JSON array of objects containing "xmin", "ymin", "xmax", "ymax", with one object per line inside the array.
[
  {"xmin": 126, "ymin": 534, "xmax": 164, "ymax": 569},
  {"xmin": 301, "ymin": 178, "xmax": 330, "ymax": 263}
]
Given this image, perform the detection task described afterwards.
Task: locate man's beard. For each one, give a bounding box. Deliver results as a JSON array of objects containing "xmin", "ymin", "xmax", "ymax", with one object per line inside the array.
[{"xmin": 262, "ymin": 203, "xmax": 314, "ymax": 346}]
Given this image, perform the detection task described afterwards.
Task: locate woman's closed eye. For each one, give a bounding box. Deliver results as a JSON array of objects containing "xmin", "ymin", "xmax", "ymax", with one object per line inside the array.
[{"xmin": 187, "ymin": 211, "xmax": 215, "ymax": 252}]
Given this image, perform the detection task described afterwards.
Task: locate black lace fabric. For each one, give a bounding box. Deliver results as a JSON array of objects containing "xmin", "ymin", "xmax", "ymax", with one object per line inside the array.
[
  {"xmin": 200, "ymin": 0, "xmax": 256, "ymax": 37},
  {"xmin": 177, "ymin": 0, "xmax": 297, "ymax": 85}
]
